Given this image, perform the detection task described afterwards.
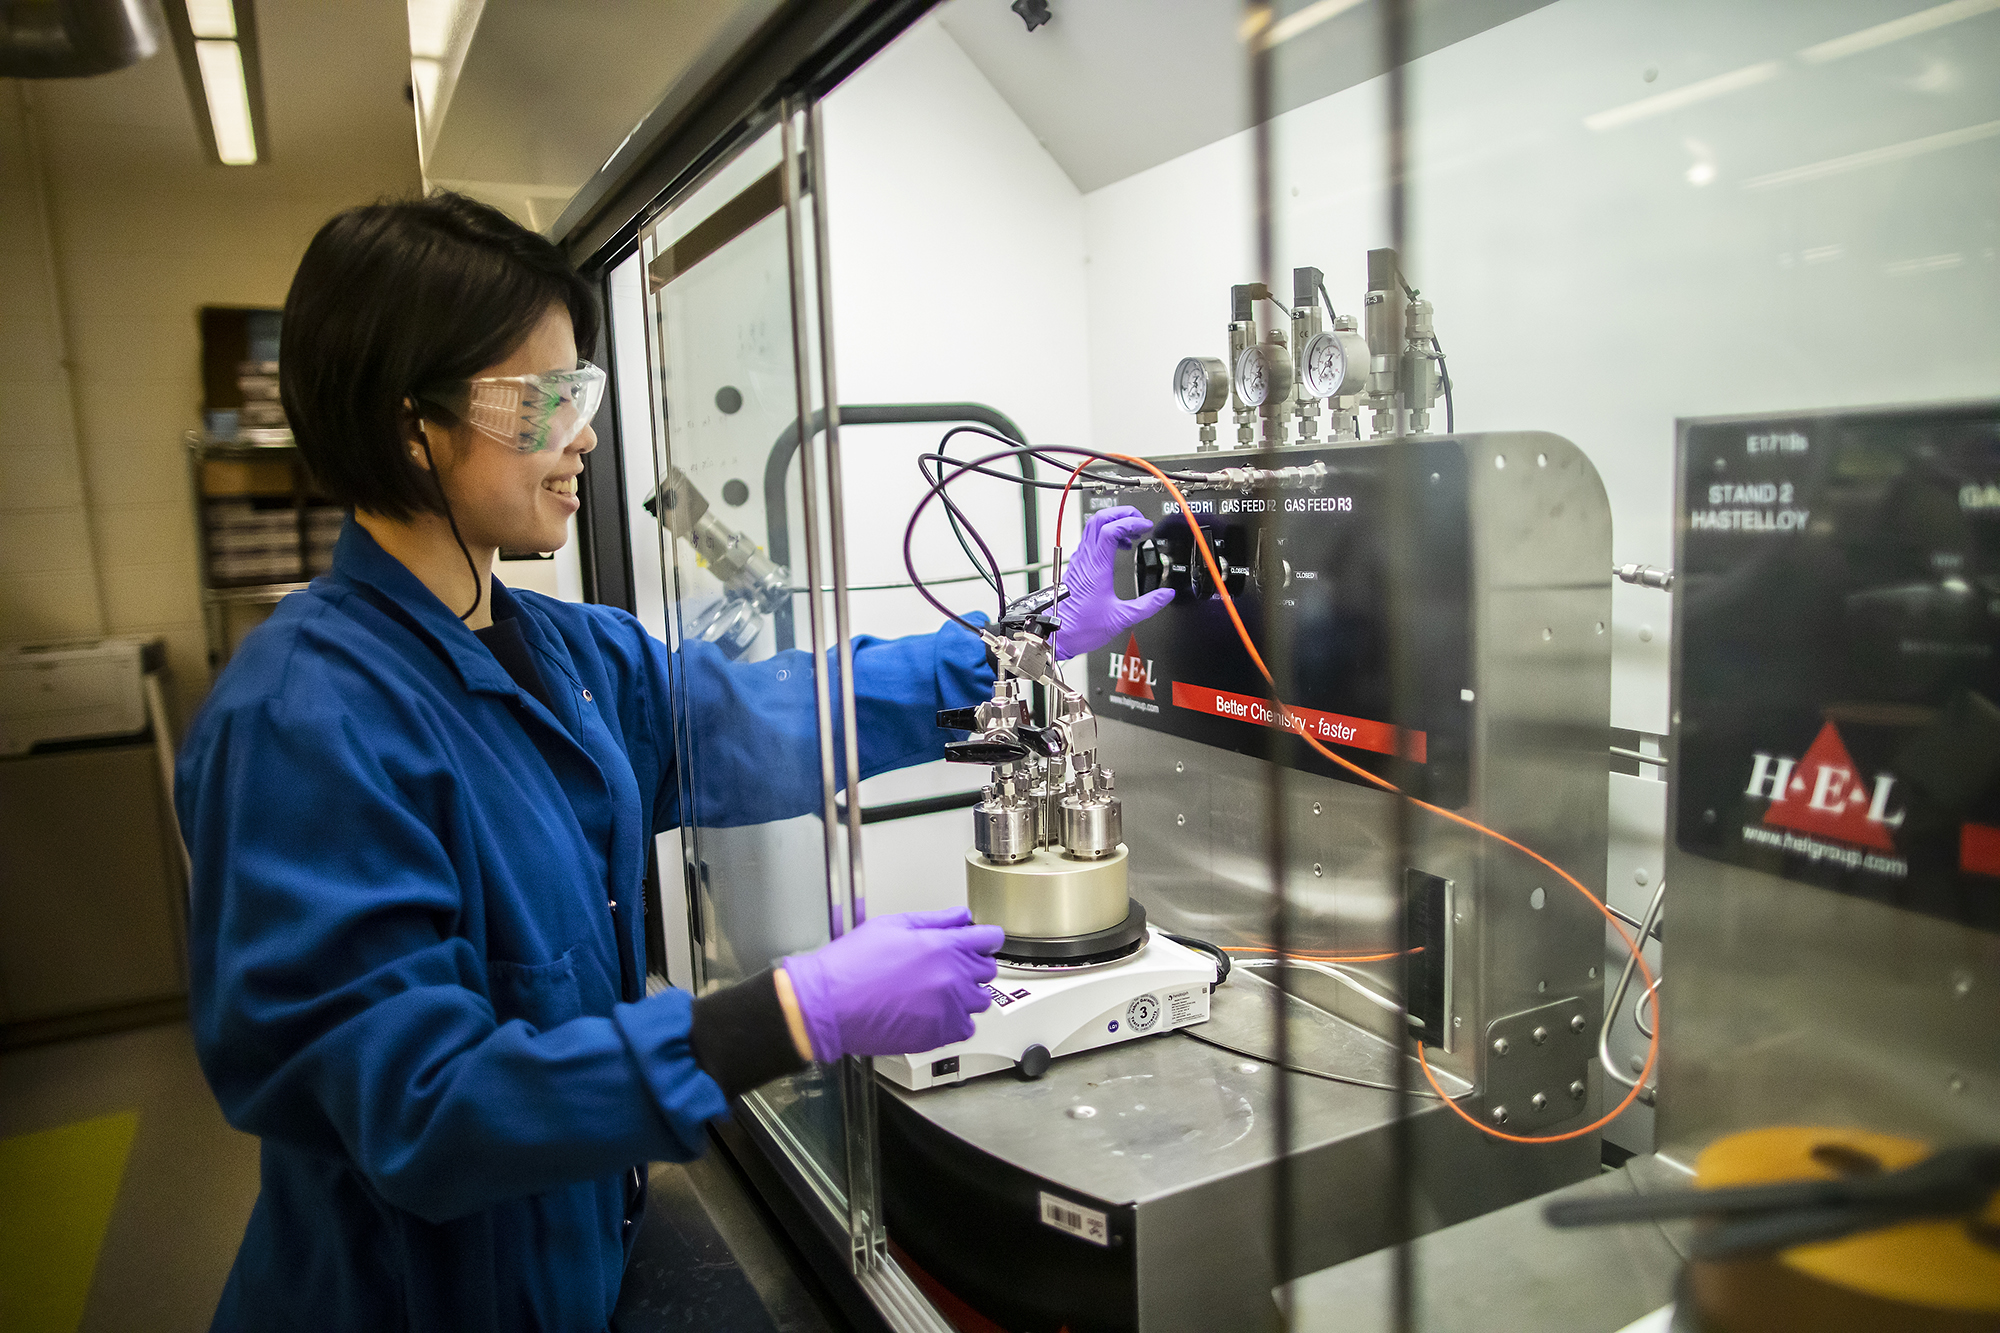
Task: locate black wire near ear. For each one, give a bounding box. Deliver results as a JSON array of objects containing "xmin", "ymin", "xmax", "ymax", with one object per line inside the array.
[{"xmin": 415, "ymin": 421, "xmax": 483, "ymax": 622}]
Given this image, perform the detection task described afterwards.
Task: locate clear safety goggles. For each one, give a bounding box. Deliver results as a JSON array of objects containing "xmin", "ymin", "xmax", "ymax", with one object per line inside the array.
[{"xmin": 423, "ymin": 361, "xmax": 607, "ymax": 454}]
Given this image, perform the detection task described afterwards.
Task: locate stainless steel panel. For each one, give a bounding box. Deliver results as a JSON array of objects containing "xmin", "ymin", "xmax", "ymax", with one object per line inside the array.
[
  {"xmin": 1656, "ymin": 850, "xmax": 2000, "ymax": 1162},
  {"xmin": 1660, "ymin": 406, "xmax": 2000, "ymax": 1164},
  {"xmin": 1285, "ymin": 1153, "xmax": 1694, "ymax": 1332},
  {"xmin": 1106, "ymin": 431, "xmax": 1615, "ymax": 1118},
  {"xmin": 883, "ymin": 1028, "xmax": 1592, "ymax": 1333}
]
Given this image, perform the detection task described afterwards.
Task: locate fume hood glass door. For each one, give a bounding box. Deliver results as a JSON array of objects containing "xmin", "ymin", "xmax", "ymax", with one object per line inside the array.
[{"xmin": 635, "ymin": 123, "xmax": 858, "ymax": 1223}]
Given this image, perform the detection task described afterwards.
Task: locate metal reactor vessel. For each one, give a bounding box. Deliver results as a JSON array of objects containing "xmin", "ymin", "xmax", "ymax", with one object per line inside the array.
[{"xmin": 878, "ymin": 605, "xmax": 1219, "ymax": 1091}]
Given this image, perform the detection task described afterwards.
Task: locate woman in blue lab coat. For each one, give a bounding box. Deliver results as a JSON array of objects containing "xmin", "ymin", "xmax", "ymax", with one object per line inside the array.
[{"xmin": 175, "ymin": 193, "xmax": 1171, "ymax": 1332}]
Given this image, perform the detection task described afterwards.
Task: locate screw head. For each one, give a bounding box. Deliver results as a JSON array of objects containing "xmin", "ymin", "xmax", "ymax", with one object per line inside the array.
[
  {"xmin": 1311, "ymin": 801, "xmax": 1322, "ymax": 816},
  {"xmin": 1531, "ymin": 1092, "xmax": 1549, "ymax": 1111},
  {"xmin": 1569, "ymin": 1080, "xmax": 1586, "ymax": 1099},
  {"xmin": 1570, "ymin": 1014, "xmax": 1587, "ymax": 1034},
  {"xmin": 1312, "ymin": 862, "xmax": 1323, "ymax": 878},
  {"xmin": 1452, "ymin": 1015, "xmax": 1462, "ymax": 1029},
  {"xmin": 1492, "ymin": 1037, "xmax": 1511, "ymax": 1056},
  {"xmin": 1490, "ymin": 1106, "xmax": 1509, "ymax": 1125},
  {"xmin": 1175, "ymin": 761, "xmax": 1185, "ymax": 774},
  {"xmin": 1176, "ymin": 813, "xmax": 1186, "ymax": 826},
  {"xmin": 1532, "ymin": 1026, "xmax": 1549, "ymax": 1046}
]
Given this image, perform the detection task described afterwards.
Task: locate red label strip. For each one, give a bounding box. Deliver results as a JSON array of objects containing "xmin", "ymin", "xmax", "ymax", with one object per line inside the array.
[
  {"xmin": 1962, "ymin": 823, "xmax": 2000, "ymax": 878},
  {"xmin": 1169, "ymin": 681, "xmax": 1426, "ymax": 763}
]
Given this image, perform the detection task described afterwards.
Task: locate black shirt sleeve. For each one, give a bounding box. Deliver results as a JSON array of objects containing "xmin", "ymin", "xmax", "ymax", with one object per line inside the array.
[{"xmin": 688, "ymin": 969, "xmax": 810, "ymax": 1096}]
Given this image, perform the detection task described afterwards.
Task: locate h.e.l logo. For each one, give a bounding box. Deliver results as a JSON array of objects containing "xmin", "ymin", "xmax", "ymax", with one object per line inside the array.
[
  {"xmin": 1746, "ymin": 721, "xmax": 1904, "ymax": 851},
  {"xmin": 1109, "ymin": 633, "xmax": 1156, "ymax": 701}
]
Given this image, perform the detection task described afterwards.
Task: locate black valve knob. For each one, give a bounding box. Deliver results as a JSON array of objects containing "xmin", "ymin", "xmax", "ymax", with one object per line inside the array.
[
  {"xmin": 935, "ymin": 706, "xmax": 983, "ymax": 732},
  {"xmin": 1134, "ymin": 538, "xmax": 1167, "ymax": 596},
  {"xmin": 1019, "ymin": 726, "xmax": 1066, "ymax": 758},
  {"xmin": 944, "ymin": 737, "xmax": 1032, "ymax": 765}
]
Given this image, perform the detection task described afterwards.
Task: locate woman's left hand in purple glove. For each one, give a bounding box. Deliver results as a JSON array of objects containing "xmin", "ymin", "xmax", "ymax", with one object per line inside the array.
[{"xmin": 1053, "ymin": 505, "xmax": 1175, "ymax": 660}]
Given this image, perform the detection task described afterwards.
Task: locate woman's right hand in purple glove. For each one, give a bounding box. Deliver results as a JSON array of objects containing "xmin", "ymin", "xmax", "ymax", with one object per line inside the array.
[{"xmin": 779, "ymin": 908, "xmax": 1006, "ymax": 1061}]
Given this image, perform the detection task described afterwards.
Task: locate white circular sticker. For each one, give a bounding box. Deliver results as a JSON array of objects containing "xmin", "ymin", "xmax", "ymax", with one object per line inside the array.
[{"xmin": 1126, "ymin": 994, "xmax": 1161, "ymax": 1032}]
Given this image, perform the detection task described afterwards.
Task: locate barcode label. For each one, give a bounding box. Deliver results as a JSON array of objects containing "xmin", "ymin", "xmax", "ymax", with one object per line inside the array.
[{"xmin": 1038, "ymin": 1191, "xmax": 1109, "ymax": 1246}]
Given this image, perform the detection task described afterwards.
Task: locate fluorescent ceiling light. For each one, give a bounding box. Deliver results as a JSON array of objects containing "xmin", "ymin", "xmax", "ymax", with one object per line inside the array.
[
  {"xmin": 1584, "ymin": 61, "xmax": 1782, "ymax": 132},
  {"xmin": 1799, "ymin": 0, "xmax": 2000, "ymax": 64},
  {"xmin": 1884, "ymin": 253, "xmax": 1965, "ymax": 276},
  {"xmin": 186, "ymin": 0, "xmax": 237, "ymax": 39},
  {"xmin": 194, "ymin": 39, "xmax": 257, "ymax": 164},
  {"xmin": 1743, "ymin": 119, "xmax": 2000, "ymax": 190}
]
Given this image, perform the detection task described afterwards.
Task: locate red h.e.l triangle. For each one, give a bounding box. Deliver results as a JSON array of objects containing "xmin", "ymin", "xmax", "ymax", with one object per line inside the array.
[
  {"xmin": 1113, "ymin": 632, "xmax": 1155, "ymax": 701},
  {"xmin": 1762, "ymin": 721, "xmax": 1895, "ymax": 850}
]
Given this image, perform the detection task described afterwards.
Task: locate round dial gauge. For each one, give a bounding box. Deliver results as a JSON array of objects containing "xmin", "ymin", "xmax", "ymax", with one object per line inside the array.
[
  {"xmin": 1298, "ymin": 329, "xmax": 1367, "ymax": 400},
  {"xmin": 1299, "ymin": 330, "xmax": 1345, "ymax": 399},
  {"xmin": 1234, "ymin": 343, "xmax": 1292, "ymax": 408},
  {"xmin": 1172, "ymin": 356, "xmax": 1229, "ymax": 415}
]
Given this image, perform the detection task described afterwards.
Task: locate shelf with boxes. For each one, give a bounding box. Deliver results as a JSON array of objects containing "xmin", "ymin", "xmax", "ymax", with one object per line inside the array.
[
  {"xmin": 188, "ymin": 307, "xmax": 351, "ymax": 666},
  {"xmin": 187, "ymin": 435, "xmax": 345, "ymax": 665}
]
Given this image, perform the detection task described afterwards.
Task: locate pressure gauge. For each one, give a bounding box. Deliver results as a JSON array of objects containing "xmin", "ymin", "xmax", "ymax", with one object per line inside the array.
[
  {"xmin": 1298, "ymin": 329, "xmax": 1367, "ymax": 400},
  {"xmin": 1234, "ymin": 342, "xmax": 1293, "ymax": 408},
  {"xmin": 1172, "ymin": 356, "xmax": 1229, "ymax": 415}
]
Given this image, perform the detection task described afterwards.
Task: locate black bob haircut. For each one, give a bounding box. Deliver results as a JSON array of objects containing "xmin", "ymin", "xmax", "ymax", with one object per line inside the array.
[{"xmin": 280, "ymin": 191, "xmax": 599, "ymax": 520}]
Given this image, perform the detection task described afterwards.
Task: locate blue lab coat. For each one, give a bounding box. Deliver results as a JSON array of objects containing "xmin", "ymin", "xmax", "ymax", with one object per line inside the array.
[{"xmin": 176, "ymin": 521, "xmax": 993, "ymax": 1332}]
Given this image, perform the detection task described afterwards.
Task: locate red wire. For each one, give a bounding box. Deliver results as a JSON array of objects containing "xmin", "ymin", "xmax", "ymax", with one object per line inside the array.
[
  {"xmin": 1102, "ymin": 449, "xmax": 1659, "ymax": 1144},
  {"xmin": 1052, "ymin": 457, "xmax": 1091, "ymax": 550}
]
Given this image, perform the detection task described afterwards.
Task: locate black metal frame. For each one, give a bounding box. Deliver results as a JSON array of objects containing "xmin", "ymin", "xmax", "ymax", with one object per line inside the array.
[
  {"xmin": 577, "ymin": 275, "xmax": 637, "ymax": 613},
  {"xmin": 559, "ymin": 0, "xmax": 937, "ymax": 274}
]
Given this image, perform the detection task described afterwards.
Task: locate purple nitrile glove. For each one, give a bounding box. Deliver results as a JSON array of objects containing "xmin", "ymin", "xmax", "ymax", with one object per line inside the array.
[
  {"xmin": 780, "ymin": 908, "xmax": 1006, "ymax": 1061},
  {"xmin": 1052, "ymin": 505, "xmax": 1176, "ymax": 660}
]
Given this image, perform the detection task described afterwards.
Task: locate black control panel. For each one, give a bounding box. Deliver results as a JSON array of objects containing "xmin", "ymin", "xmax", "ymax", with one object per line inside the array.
[
  {"xmin": 1084, "ymin": 439, "xmax": 1473, "ymax": 808},
  {"xmin": 1674, "ymin": 402, "xmax": 2000, "ymax": 932}
]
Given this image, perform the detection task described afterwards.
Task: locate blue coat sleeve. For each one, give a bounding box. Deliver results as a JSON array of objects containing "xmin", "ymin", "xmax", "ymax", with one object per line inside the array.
[
  {"xmin": 181, "ymin": 694, "xmax": 725, "ymax": 1226},
  {"xmin": 643, "ymin": 617, "xmax": 995, "ymax": 831}
]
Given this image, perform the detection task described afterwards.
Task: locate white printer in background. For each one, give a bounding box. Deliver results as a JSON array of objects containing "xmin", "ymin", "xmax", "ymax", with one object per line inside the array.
[{"xmin": 0, "ymin": 638, "xmax": 162, "ymax": 756}]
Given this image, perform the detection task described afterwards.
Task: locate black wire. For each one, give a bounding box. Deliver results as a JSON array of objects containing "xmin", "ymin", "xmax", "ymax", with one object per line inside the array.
[
  {"xmin": 1165, "ymin": 933, "xmax": 1231, "ymax": 988},
  {"xmin": 416, "ymin": 423, "xmax": 483, "ymax": 622},
  {"xmin": 905, "ymin": 441, "xmax": 1224, "ymax": 635},
  {"xmin": 934, "ymin": 424, "xmax": 1209, "ymax": 488},
  {"xmin": 916, "ymin": 453, "xmax": 1148, "ymax": 493},
  {"xmin": 1317, "ymin": 278, "xmax": 1339, "ymax": 327},
  {"xmin": 920, "ymin": 443, "xmax": 1005, "ymax": 608},
  {"xmin": 1432, "ymin": 334, "xmax": 1454, "ymax": 433}
]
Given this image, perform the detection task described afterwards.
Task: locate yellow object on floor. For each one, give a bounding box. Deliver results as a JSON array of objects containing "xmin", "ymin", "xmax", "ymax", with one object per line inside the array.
[{"xmin": 0, "ymin": 1111, "xmax": 140, "ymax": 1333}]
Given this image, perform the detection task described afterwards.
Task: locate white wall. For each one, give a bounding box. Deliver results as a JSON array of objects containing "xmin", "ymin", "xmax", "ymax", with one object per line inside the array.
[{"xmin": 820, "ymin": 17, "xmax": 1095, "ymax": 646}]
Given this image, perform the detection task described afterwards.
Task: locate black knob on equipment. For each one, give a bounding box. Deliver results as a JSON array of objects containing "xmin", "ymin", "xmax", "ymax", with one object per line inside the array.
[
  {"xmin": 935, "ymin": 706, "xmax": 982, "ymax": 732},
  {"xmin": 1017, "ymin": 1044, "xmax": 1052, "ymax": 1080},
  {"xmin": 944, "ymin": 737, "xmax": 1032, "ymax": 765}
]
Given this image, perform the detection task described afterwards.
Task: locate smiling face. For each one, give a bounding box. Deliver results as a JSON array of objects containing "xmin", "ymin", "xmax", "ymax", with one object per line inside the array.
[{"xmin": 425, "ymin": 304, "xmax": 595, "ymax": 555}]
